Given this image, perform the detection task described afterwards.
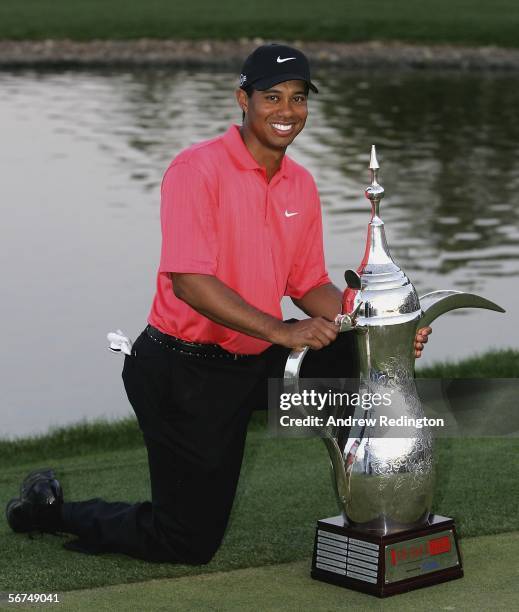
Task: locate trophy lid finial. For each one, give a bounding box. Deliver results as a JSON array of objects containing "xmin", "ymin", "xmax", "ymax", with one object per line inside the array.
[
  {"xmin": 369, "ymin": 144, "xmax": 379, "ymax": 170},
  {"xmin": 366, "ymin": 145, "xmax": 384, "ymax": 208}
]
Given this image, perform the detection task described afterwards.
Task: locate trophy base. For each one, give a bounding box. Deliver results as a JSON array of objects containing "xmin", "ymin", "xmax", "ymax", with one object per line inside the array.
[{"xmin": 311, "ymin": 514, "xmax": 463, "ymax": 598}]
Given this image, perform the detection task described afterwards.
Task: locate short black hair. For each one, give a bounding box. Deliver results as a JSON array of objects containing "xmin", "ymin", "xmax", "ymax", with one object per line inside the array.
[{"xmin": 241, "ymin": 83, "xmax": 310, "ymax": 121}]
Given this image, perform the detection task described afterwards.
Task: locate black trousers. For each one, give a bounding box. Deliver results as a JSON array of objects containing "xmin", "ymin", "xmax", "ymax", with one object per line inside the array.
[{"xmin": 59, "ymin": 328, "xmax": 356, "ymax": 562}]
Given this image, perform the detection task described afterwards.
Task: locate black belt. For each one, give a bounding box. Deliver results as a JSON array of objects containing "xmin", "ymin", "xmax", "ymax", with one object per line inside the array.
[{"xmin": 145, "ymin": 325, "xmax": 256, "ymax": 360}]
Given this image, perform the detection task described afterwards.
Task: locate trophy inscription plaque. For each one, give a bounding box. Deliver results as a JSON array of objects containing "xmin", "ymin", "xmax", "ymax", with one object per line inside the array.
[{"xmin": 284, "ymin": 147, "xmax": 505, "ymax": 597}]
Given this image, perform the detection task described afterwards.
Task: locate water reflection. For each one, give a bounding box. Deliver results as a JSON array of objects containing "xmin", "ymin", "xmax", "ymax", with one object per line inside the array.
[
  {"xmin": 13, "ymin": 68, "xmax": 516, "ymax": 286},
  {"xmin": 0, "ymin": 67, "xmax": 517, "ymax": 437},
  {"xmin": 314, "ymin": 71, "xmax": 519, "ymax": 287}
]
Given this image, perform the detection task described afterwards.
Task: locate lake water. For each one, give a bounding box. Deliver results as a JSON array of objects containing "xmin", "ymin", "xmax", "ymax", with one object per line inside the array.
[{"xmin": 1, "ymin": 68, "xmax": 518, "ymax": 438}]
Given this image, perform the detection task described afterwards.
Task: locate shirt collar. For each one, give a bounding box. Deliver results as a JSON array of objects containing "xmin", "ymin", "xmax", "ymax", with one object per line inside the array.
[{"xmin": 222, "ymin": 125, "xmax": 290, "ymax": 179}]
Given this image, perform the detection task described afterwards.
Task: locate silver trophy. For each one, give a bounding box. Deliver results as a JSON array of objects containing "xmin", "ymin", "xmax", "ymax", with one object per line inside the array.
[{"xmin": 284, "ymin": 147, "xmax": 504, "ymax": 597}]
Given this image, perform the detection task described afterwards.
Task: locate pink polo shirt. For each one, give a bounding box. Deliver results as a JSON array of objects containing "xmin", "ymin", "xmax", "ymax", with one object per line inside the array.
[{"xmin": 148, "ymin": 125, "xmax": 331, "ymax": 354}]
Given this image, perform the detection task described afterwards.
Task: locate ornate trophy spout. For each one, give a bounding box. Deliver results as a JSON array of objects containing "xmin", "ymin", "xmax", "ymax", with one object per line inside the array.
[{"xmin": 284, "ymin": 146, "xmax": 505, "ymax": 596}]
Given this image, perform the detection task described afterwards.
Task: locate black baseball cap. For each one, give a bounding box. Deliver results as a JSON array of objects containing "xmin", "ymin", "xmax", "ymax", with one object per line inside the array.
[{"xmin": 239, "ymin": 43, "xmax": 318, "ymax": 93}]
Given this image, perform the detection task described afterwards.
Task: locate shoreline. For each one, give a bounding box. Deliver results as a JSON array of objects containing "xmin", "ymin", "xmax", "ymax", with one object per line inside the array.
[
  {"xmin": 1, "ymin": 349, "xmax": 518, "ymax": 445},
  {"xmin": 2, "ymin": 39, "xmax": 519, "ymax": 70}
]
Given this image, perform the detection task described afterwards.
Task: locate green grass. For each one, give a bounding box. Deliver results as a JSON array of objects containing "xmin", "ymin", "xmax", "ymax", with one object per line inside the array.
[
  {"xmin": 416, "ymin": 348, "xmax": 519, "ymax": 378},
  {"xmin": 0, "ymin": 0, "xmax": 519, "ymax": 47},
  {"xmin": 1, "ymin": 417, "xmax": 518, "ymax": 592},
  {"xmin": 0, "ymin": 418, "xmax": 143, "ymax": 465},
  {"xmin": 42, "ymin": 532, "xmax": 519, "ymax": 611},
  {"xmin": 1, "ymin": 350, "xmax": 517, "ymax": 593}
]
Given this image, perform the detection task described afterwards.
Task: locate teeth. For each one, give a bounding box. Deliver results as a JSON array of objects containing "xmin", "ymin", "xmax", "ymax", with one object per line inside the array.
[{"xmin": 272, "ymin": 123, "xmax": 292, "ymax": 131}]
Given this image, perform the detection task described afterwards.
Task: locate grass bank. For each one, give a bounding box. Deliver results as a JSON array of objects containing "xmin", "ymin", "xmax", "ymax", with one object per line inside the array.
[
  {"xmin": 1, "ymin": 0, "xmax": 519, "ymax": 48},
  {"xmin": 416, "ymin": 348, "xmax": 519, "ymax": 378},
  {"xmin": 1, "ymin": 349, "xmax": 517, "ymax": 460}
]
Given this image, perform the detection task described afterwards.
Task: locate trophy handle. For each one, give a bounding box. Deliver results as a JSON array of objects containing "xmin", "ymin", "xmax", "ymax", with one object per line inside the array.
[
  {"xmin": 283, "ymin": 310, "xmax": 360, "ymax": 382},
  {"xmin": 284, "ymin": 346, "xmax": 310, "ymax": 381},
  {"xmin": 282, "ymin": 329, "xmax": 352, "ymax": 511},
  {"xmin": 418, "ymin": 290, "xmax": 505, "ymax": 328}
]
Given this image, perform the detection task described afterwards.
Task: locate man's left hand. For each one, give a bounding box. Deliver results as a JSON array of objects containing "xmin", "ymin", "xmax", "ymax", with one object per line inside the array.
[{"xmin": 414, "ymin": 326, "xmax": 432, "ymax": 358}]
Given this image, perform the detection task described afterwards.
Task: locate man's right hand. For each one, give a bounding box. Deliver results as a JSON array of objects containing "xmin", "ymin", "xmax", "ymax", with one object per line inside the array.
[{"xmin": 275, "ymin": 317, "xmax": 339, "ymax": 351}]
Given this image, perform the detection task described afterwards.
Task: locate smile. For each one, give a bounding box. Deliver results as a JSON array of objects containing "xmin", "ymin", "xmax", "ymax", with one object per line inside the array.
[{"xmin": 271, "ymin": 123, "xmax": 295, "ymax": 135}]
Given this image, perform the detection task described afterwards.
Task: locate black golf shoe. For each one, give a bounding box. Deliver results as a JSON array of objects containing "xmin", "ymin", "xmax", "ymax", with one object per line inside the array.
[{"xmin": 6, "ymin": 468, "xmax": 64, "ymax": 534}]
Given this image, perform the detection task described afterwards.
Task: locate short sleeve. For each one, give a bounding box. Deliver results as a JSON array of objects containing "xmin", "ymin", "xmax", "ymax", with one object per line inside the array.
[
  {"xmin": 158, "ymin": 161, "xmax": 218, "ymax": 275},
  {"xmin": 285, "ymin": 183, "xmax": 331, "ymax": 299}
]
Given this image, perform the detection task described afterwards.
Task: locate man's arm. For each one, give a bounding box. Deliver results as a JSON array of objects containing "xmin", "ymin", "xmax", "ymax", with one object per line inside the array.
[
  {"xmin": 171, "ymin": 273, "xmax": 338, "ymax": 350},
  {"xmin": 292, "ymin": 282, "xmax": 342, "ymax": 321}
]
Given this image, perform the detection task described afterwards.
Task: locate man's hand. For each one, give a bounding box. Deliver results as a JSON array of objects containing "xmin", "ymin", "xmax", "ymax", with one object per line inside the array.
[
  {"xmin": 414, "ymin": 326, "xmax": 432, "ymax": 358},
  {"xmin": 275, "ymin": 317, "xmax": 339, "ymax": 351}
]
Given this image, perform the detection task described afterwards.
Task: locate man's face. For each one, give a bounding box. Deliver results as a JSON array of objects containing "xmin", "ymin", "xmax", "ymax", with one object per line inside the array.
[{"xmin": 237, "ymin": 80, "xmax": 308, "ymax": 151}]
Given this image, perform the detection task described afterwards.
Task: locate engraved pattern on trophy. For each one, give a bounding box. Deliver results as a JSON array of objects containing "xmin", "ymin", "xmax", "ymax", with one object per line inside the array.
[{"xmin": 284, "ymin": 145, "xmax": 505, "ymax": 540}]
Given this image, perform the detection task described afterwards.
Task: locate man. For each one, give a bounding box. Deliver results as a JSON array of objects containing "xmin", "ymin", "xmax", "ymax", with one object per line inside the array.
[{"xmin": 6, "ymin": 44, "xmax": 431, "ymax": 563}]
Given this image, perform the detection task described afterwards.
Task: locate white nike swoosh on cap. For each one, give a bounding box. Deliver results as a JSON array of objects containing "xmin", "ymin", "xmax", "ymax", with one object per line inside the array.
[
  {"xmin": 285, "ymin": 210, "xmax": 299, "ymax": 217},
  {"xmin": 277, "ymin": 56, "xmax": 296, "ymax": 63}
]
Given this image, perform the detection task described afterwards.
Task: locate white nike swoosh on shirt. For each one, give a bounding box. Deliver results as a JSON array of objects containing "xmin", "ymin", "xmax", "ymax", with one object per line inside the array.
[
  {"xmin": 277, "ymin": 56, "xmax": 296, "ymax": 63},
  {"xmin": 285, "ymin": 210, "xmax": 299, "ymax": 217}
]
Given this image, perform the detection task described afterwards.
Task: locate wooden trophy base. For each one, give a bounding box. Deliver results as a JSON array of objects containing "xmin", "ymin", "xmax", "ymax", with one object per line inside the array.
[{"xmin": 311, "ymin": 514, "xmax": 463, "ymax": 598}]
